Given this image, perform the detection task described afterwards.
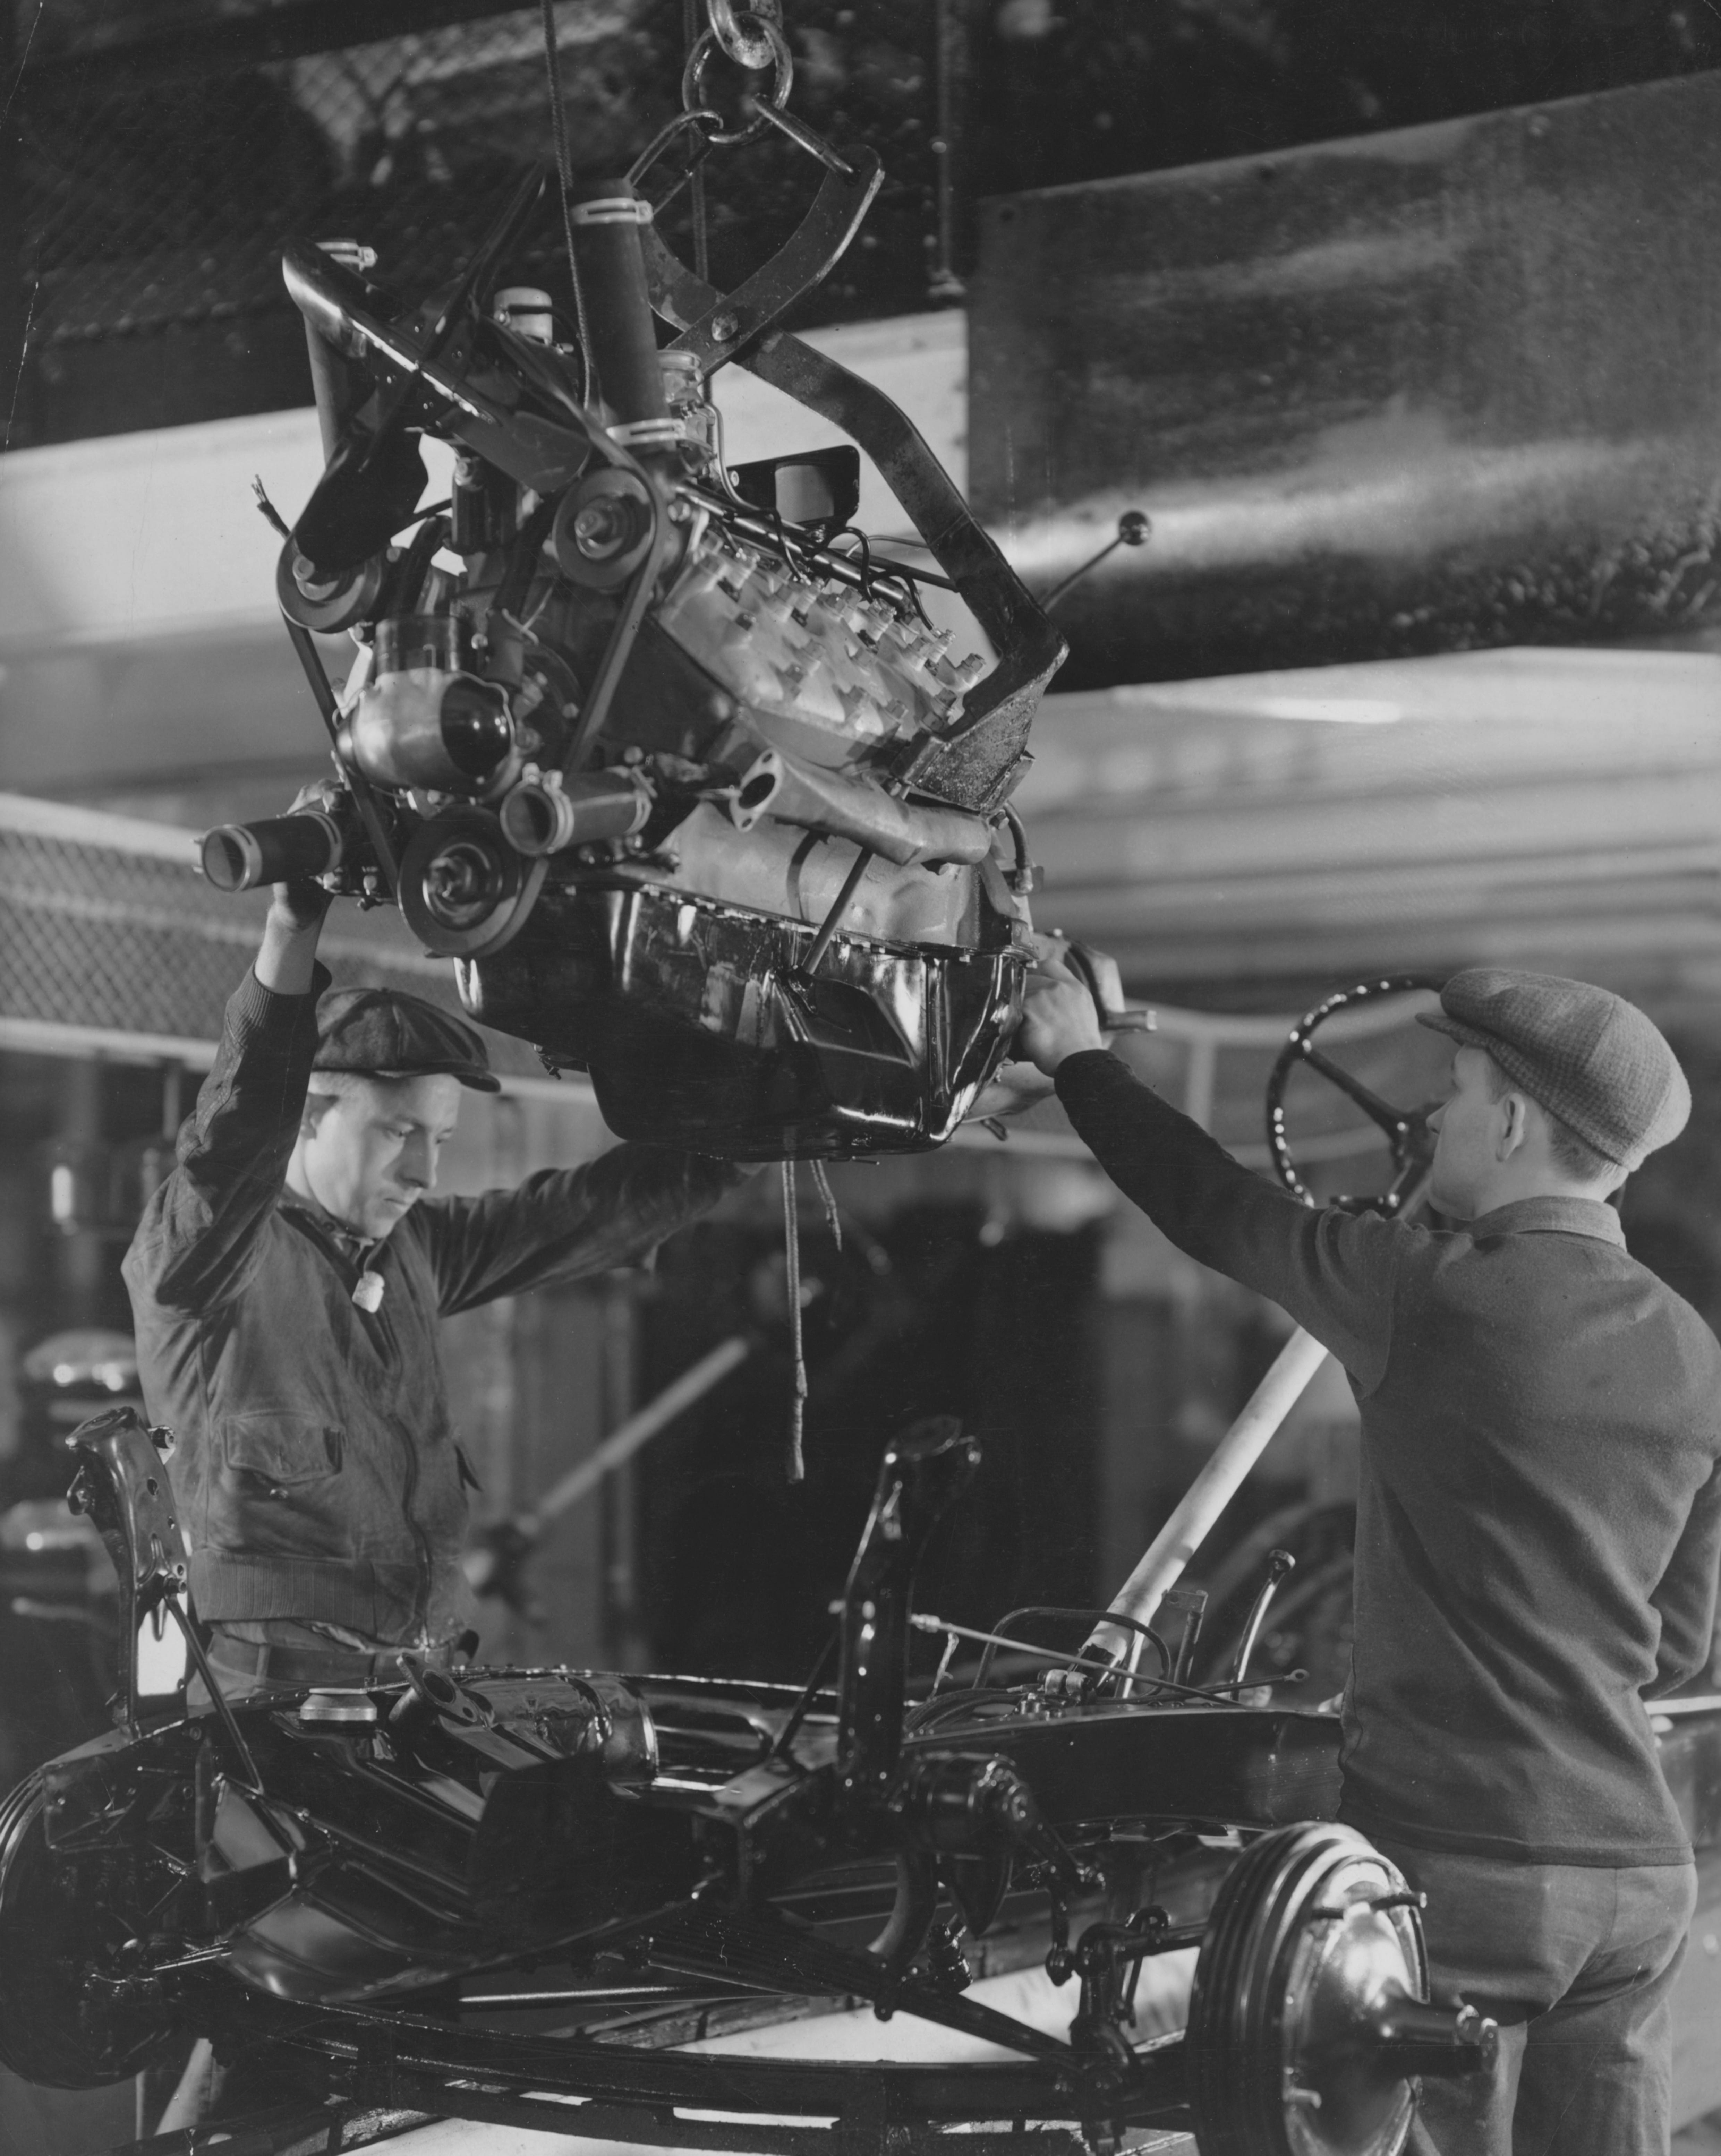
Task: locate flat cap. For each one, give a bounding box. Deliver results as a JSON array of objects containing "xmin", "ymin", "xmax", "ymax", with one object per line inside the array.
[
  {"xmin": 1417, "ymin": 968, "xmax": 1688, "ymax": 1170},
  {"xmin": 314, "ymin": 987, "xmax": 499, "ymax": 1092}
]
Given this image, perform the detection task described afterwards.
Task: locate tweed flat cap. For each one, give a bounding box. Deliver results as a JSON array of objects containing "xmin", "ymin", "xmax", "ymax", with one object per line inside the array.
[
  {"xmin": 314, "ymin": 987, "xmax": 499, "ymax": 1092},
  {"xmin": 1417, "ymin": 968, "xmax": 1688, "ymax": 1170}
]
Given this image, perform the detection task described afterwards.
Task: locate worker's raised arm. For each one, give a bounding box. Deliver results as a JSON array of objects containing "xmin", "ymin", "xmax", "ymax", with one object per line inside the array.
[
  {"xmin": 122, "ymin": 892, "xmax": 329, "ymax": 1316},
  {"xmin": 1017, "ymin": 974, "xmax": 1402, "ymax": 1388},
  {"xmin": 1055, "ymin": 1050, "xmax": 1401, "ymax": 1388},
  {"xmin": 417, "ymin": 1143, "xmax": 746, "ymax": 1315}
]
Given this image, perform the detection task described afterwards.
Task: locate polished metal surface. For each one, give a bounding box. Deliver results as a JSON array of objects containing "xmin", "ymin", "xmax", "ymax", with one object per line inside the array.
[{"xmin": 460, "ymin": 880, "xmax": 1023, "ymax": 1158}]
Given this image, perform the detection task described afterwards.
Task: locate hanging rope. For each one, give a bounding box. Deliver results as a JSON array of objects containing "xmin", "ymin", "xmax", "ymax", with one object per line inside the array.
[
  {"xmin": 682, "ymin": 0, "xmax": 713, "ymax": 284},
  {"xmin": 539, "ymin": 0, "xmax": 594, "ymax": 402},
  {"xmin": 809, "ymin": 1158, "xmax": 842, "ymax": 1253},
  {"xmin": 781, "ymin": 1158, "xmax": 808, "ymax": 1482}
]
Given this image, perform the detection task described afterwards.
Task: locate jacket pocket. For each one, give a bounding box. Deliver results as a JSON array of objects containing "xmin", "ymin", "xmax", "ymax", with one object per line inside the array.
[{"xmin": 222, "ymin": 1413, "xmax": 344, "ymax": 1497}]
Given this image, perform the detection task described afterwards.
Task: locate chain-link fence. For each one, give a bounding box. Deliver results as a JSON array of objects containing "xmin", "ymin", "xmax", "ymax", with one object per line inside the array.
[
  {"xmin": 10, "ymin": 0, "xmax": 954, "ymax": 447},
  {"xmin": 0, "ymin": 795, "xmax": 552, "ymax": 1078},
  {"xmin": 10, "ymin": 0, "xmax": 1721, "ymax": 450}
]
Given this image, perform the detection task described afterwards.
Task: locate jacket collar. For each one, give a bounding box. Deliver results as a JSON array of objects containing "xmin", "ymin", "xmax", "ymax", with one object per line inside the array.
[
  {"xmin": 278, "ymin": 1193, "xmax": 387, "ymax": 1270},
  {"xmin": 1465, "ymin": 1194, "xmax": 1626, "ymax": 1248}
]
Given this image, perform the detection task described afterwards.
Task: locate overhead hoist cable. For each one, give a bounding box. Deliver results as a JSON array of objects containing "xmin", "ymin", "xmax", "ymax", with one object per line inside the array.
[
  {"xmin": 540, "ymin": 0, "xmax": 594, "ymax": 402},
  {"xmin": 683, "ymin": 0, "xmax": 713, "ymax": 284},
  {"xmin": 781, "ymin": 1158, "xmax": 808, "ymax": 1482}
]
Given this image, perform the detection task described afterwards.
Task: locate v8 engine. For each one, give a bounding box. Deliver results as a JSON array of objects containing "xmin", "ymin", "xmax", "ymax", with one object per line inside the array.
[{"xmin": 202, "ymin": 108, "xmax": 1067, "ymax": 1159}]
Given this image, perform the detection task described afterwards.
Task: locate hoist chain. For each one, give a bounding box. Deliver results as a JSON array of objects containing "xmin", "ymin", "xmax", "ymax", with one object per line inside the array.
[
  {"xmin": 706, "ymin": 0, "xmax": 783, "ymax": 70},
  {"xmin": 682, "ymin": 7, "xmax": 794, "ymax": 147}
]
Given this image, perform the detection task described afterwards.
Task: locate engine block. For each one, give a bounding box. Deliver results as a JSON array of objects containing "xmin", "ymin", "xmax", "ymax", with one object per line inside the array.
[{"xmin": 199, "ymin": 148, "xmax": 1067, "ymax": 1157}]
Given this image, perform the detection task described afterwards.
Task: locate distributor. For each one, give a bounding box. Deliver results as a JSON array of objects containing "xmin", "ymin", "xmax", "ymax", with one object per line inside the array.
[
  {"xmin": 1019, "ymin": 965, "xmax": 1720, "ymax": 2156},
  {"xmin": 125, "ymin": 856, "xmax": 743, "ymax": 1702}
]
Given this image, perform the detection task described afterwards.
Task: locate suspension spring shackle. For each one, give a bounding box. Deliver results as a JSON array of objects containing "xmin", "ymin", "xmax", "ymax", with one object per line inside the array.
[{"xmin": 566, "ymin": 182, "xmax": 672, "ymax": 433}]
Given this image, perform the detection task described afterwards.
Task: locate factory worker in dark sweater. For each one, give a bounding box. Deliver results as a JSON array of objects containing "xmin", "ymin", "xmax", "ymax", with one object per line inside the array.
[{"xmin": 1017, "ymin": 965, "xmax": 1720, "ymax": 2156}]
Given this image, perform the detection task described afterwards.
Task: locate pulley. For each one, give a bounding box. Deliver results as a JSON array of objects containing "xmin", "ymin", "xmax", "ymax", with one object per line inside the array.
[
  {"xmin": 399, "ymin": 807, "xmax": 547, "ymax": 959},
  {"xmin": 275, "ymin": 534, "xmax": 383, "ymax": 635},
  {"xmin": 552, "ymin": 467, "xmax": 658, "ymax": 590}
]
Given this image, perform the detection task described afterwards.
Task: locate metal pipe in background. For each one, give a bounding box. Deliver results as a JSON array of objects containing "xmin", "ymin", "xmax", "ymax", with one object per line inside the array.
[
  {"xmin": 1088, "ymin": 1326, "xmax": 1331, "ymax": 1666},
  {"xmin": 465, "ymin": 1333, "xmax": 755, "ymax": 1611},
  {"xmin": 522, "ymin": 1332, "xmax": 753, "ymax": 1534}
]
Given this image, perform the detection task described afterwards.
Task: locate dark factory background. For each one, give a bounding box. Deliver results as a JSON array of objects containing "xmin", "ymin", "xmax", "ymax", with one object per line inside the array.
[{"xmin": 5, "ymin": 0, "xmax": 1721, "ymax": 2023}]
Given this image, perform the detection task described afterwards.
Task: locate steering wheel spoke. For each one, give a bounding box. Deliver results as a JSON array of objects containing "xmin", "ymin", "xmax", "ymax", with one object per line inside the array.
[
  {"xmin": 1267, "ymin": 977, "xmax": 1443, "ymax": 1215},
  {"xmin": 1297, "ymin": 1043, "xmax": 1412, "ymax": 1137}
]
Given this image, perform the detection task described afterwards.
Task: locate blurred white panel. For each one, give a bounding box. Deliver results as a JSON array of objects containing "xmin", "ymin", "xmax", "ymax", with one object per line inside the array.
[
  {"xmin": 0, "ymin": 314, "xmax": 963, "ymax": 659},
  {"xmin": 0, "ymin": 412, "xmax": 457, "ymax": 655}
]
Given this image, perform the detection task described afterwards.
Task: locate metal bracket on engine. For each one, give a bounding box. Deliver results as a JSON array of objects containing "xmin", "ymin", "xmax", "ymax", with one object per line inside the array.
[
  {"xmin": 654, "ymin": 150, "xmax": 883, "ymax": 375},
  {"xmin": 280, "ymin": 228, "xmax": 639, "ymax": 524},
  {"xmin": 640, "ymin": 227, "xmax": 1067, "ymax": 812}
]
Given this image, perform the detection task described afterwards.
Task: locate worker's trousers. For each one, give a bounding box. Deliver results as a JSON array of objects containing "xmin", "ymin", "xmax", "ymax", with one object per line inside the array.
[{"xmin": 1369, "ymin": 1835, "xmax": 1697, "ymax": 2156}]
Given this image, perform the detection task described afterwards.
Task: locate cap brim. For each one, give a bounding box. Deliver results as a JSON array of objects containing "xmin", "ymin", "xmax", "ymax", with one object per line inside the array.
[
  {"xmin": 402, "ymin": 1061, "xmax": 501, "ymax": 1093},
  {"xmin": 1415, "ymin": 1010, "xmax": 1492, "ymax": 1053},
  {"xmin": 315, "ymin": 1056, "xmax": 501, "ymax": 1093}
]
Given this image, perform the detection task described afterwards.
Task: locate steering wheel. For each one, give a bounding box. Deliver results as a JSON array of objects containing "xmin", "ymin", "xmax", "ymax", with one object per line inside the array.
[{"xmin": 1266, "ymin": 976, "xmax": 1444, "ymax": 1217}]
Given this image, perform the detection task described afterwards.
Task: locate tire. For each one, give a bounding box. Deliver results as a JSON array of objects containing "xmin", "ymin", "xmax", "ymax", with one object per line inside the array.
[
  {"xmin": 1186, "ymin": 1821, "xmax": 1426, "ymax": 2156},
  {"xmin": 0, "ymin": 1771, "xmax": 180, "ymax": 2088}
]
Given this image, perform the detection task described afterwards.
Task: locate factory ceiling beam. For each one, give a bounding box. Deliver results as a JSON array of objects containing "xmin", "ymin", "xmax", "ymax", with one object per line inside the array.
[
  {"xmin": 1014, "ymin": 647, "xmax": 1721, "ymax": 994},
  {"xmin": 972, "ymin": 69, "xmax": 1721, "ymax": 688},
  {"xmin": 14, "ymin": 0, "xmax": 550, "ymax": 92}
]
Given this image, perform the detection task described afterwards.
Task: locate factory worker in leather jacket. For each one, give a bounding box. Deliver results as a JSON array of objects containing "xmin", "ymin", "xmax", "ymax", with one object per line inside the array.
[
  {"xmin": 124, "ymin": 859, "xmax": 744, "ymax": 1702},
  {"xmin": 1017, "ymin": 962, "xmax": 1720, "ymax": 2156}
]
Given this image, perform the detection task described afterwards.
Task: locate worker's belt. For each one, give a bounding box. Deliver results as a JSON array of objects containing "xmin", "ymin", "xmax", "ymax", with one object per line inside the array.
[{"xmin": 206, "ymin": 1635, "xmax": 459, "ymax": 1687}]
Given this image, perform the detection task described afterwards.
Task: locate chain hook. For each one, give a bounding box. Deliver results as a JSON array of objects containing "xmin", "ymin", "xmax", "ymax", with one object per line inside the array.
[
  {"xmin": 706, "ymin": 0, "xmax": 782, "ymax": 70},
  {"xmin": 683, "ymin": 12, "xmax": 794, "ymax": 146},
  {"xmin": 627, "ymin": 106, "xmax": 723, "ymax": 196}
]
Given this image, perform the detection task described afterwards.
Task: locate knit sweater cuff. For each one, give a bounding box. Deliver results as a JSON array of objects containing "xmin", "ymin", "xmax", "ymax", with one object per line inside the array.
[
  {"xmin": 227, "ymin": 966, "xmax": 332, "ymax": 1065},
  {"xmin": 1054, "ymin": 1048, "xmax": 1141, "ymax": 1112},
  {"xmin": 234, "ymin": 960, "xmax": 331, "ymax": 1040}
]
